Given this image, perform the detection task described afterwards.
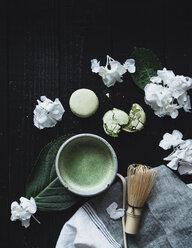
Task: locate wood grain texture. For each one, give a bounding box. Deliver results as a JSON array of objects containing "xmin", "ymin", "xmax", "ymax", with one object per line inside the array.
[
  {"xmin": 0, "ymin": 0, "xmax": 8, "ymax": 245},
  {"xmin": 2, "ymin": 0, "xmax": 192, "ymax": 247}
]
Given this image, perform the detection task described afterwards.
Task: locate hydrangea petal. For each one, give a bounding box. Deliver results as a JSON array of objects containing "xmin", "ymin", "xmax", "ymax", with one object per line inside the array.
[
  {"xmin": 159, "ymin": 130, "xmax": 183, "ymax": 150},
  {"xmin": 110, "ymin": 60, "xmax": 126, "ymax": 75},
  {"xmin": 123, "ymin": 59, "xmax": 136, "ymax": 73},
  {"xmin": 106, "ymin": 202, "xmax": 124, "ymax": 220},
  {"xmin": 183, "ymin": 95, "xmax": 191, "ymax": 112},
  {"xmin": 157, "ymin": 68, "xmax": 175, "ymax": 86},
  {"xmin": 150, "ymin": 76, "xmax": 162, "ymax": 83},
  {"xmin": 159, "ymin": 137, "xmax": 172, "ymax": 150},
  {"xmin": 170, "ymin": 109, "xmax": 179, "ymax": 119},
  {"xmin": 91, "ymin": 59, "xmax": 100, "ymax": 73},
  {"xmin": 166, "ymin": 157, "xmax": 179, "ymax": 170},
  {"xmin": 20, "ymin": 197, "xmax": 37, "ymax": 214},
  {"xmin": 178, "ymin": 163, "xmax": 192, "ymax": 175},
  {"xmin": 172, "ymin": 130, "xmax": 183, "ymax": 139}
]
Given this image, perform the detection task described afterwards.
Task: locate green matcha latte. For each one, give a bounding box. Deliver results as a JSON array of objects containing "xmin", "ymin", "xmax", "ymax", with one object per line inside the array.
[{"xmin": 56, "ymin": 134, "xmax": 118, "ymax": 196}]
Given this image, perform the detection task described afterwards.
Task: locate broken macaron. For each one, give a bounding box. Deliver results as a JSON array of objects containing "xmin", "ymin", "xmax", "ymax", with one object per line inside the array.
[
  {"xmin": 103, "ymin": 108, "xmax": 129, "ymax": 137},
  {"xmin": 103, "ymin": 104, "xmax": 146, "ymax": 137},
  {"xmin": 122, "ymin": 104, "xmax": 146, "ymax": 133}
]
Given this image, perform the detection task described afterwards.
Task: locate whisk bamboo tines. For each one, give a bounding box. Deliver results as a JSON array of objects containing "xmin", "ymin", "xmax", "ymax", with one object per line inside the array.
[{"xmin": 125, "ymin": 164, "xmax": 157, "ymax": 235}]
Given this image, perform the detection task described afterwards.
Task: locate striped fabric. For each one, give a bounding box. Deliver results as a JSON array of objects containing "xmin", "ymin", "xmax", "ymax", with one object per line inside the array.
[
  {"xmin": 82, "ymin": 202, "xmax": 121, "ymax": 248},
  {"xmin": 56, "ymin": 165, "xmax": 192, "ymax": 248}
]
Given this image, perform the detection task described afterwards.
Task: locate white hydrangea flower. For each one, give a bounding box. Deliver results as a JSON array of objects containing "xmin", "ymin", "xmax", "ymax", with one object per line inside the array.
[
  {"xmin": 144, "ymin": 68, "xmax": 192, "ymax": 118},
  {"xmin": 159, "ymin": 130, "xmax": 192, "ymax": 175},
  {"xmin": 91, "ymin": 55, "xmax": 135, "ymax": 87},
  {"xmin": 144, "ymin": 83, "xmax": 179, "ymax": 118},
  {"xmin": 10, "ymin": 197, "xmax": 37, "ymax": 228},
  {"xmin": 106, "ymin": 202, "xmax": 124, "ymax": 220},
  {"xmin": 164, "ymin": 140, "xmax": 192, "ymax": 174},
  {"xmin": 33, "ymin": 96, "xmax": 65, "ymax": 129},
  {"xmin": 159, "ymin": 130, "xmax": 183, "ymax": 150}
]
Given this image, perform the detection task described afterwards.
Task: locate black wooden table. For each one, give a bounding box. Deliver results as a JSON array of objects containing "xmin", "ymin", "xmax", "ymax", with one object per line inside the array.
[{"xmin": 1, "ymin": 1, "xmax": 192, "ymax": 247}]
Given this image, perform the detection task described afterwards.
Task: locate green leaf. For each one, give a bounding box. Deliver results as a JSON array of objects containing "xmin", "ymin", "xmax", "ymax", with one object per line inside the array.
[
  {"xmin": 130, "ymin": 48, "xmax": 163, "ymax": 90},
  {"xmin": 26, "ymin": 135, "xmax": 81, "ymax": 211}
]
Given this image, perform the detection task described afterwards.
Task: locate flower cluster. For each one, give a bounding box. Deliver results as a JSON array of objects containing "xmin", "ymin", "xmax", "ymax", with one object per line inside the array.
[
  {"xmin": 91, "ymin": 55, "xmax": 135, "ymax": 87},
  {"xmin": 159, "ymin": 130, "xmax": 192, "ymax": 175},
  {"xmin": 144, "ymin": 68, "xmax": 192, "ymax": 118},
  {"xmin": 10, "ymin": 197, "xmax": 38, "ymax": 228},
  {"xmin": 33, "ymin": 96, "xmax": 65, "ymax": 129}
]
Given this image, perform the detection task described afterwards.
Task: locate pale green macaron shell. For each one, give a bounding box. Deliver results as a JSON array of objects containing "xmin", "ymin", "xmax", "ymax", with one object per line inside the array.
[
  {"xmin": 69, "ymin": 88, "xmax": 99, "ymax": 118},
  {"xmin": 122, "ymin": 103, "xmax": 146, "ymax": 132},
  {"xmin": 103, "ymin": 108, "xmax": 129, "ymax": 137}
]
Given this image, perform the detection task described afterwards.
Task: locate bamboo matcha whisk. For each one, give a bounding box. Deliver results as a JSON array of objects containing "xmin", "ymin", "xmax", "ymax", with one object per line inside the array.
[{"xmin": 125, "ymin": 164, "xmax": 157, "ymax": 234}]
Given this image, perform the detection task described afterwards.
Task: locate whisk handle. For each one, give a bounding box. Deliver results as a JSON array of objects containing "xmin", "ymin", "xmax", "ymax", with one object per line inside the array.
[{"xmin": 125, "ymin": 206, "xmax": 142, "ymax": 234}]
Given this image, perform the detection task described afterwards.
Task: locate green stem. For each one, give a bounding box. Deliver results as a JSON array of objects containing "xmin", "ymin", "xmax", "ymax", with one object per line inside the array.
[{"xmin": 32, "ymin": 214, "xmax": 41, "ymax": 224}]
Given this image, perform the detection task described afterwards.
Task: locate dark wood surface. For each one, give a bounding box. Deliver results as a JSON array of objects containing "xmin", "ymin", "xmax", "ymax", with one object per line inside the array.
[{"xmin": 1, "ymin": 0, "xmax": 192, "ymax": 247}]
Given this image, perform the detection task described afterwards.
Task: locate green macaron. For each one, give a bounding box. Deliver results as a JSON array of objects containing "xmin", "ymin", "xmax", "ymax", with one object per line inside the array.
[{"xmin": 69, "ymin": 88, "xmax": 99, "ymax": 118}]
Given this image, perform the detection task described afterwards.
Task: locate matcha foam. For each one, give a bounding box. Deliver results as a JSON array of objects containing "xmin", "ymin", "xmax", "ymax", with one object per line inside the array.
[{"xmin": 58, "ymin": 137, "xmax": 115, "ymax": 194}]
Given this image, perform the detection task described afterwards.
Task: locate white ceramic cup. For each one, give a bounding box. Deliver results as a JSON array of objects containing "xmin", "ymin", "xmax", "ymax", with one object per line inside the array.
[{"xmin": 55, "ymin": 133, "xmax": 118, "ymax": 196}]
